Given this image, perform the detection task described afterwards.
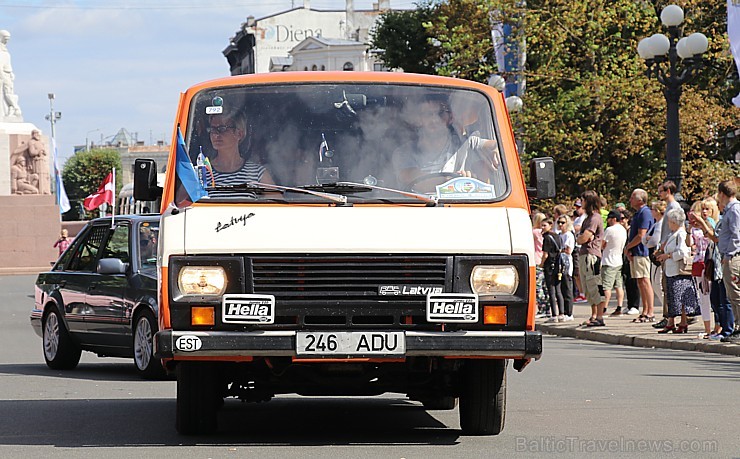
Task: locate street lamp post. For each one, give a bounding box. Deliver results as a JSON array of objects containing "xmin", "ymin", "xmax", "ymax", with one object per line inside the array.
[
  {"xmin": 44, "ymin": 93, "xmax": 62, "ymax": 143},
  {"xmin": 86, "ymin": 128, "xmax": 101, "ymax": 151},
  {"xmin": 637, "ymin": 4, "xmax": 708, "ymax": 196},
  {"xmin": 44, "ymin": 93, "xmax": 62, "ymax": 194}
]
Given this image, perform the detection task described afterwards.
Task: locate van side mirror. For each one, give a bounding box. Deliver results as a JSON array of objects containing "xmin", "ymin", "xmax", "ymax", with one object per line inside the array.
[
  {"xmin": 134, "ymin": 159, "xmax": 162, "ymax": 202},
  {"xmin": 527, "ymin": 157, "xmax": 556, "ymax": 199}
]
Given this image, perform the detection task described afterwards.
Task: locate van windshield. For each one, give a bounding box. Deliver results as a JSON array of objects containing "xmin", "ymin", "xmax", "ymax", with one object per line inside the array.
[{"xmin": 184, "ymin": 83, "xmax": 508, "ymax": 204}]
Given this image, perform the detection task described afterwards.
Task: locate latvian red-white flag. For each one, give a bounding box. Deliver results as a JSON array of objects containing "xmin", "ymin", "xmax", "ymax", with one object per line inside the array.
[{"xmin": 83, "ymin": 172, "xmax": 114, "ymax": 211}]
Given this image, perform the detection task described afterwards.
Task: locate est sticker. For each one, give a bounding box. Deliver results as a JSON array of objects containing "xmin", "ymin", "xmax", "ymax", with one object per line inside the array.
[{"xmin": 175, "ymin": 335, "xmax": 202, "ymax": 352}]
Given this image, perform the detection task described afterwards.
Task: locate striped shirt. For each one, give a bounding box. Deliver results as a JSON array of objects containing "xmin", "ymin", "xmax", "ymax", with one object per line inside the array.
[{"xmin": 208, "ymin": 160, "xmax": 266, "ymax": 199}]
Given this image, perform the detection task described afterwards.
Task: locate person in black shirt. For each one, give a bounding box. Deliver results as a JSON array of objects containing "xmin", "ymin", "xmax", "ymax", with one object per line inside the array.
[{"xmin": 540, "ymin": 218, "xmax": 564, "ymax": 321}]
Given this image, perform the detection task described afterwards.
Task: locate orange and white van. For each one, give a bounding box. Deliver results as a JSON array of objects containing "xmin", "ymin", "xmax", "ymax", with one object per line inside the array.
[{"xmin": 134, "ymin": 72, "xmax": 554, "ymax": 436}]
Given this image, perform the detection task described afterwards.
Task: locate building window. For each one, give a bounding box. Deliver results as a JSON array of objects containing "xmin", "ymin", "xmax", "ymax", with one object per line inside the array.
[
  {"xmin": 312, "ymin": 64, "xmax": 318, "ymax": 71},
  {"xmin": 304, "ymin": 66, "xmax": 308, "ymax": 71},
  {"xmin": 343, "ymin": 62, "xmax": 354, "ymax": 71},
  {"xmin": 373, "ymin": 63, "xmax": 389, "ymax": 72},
  {"xmin": 321, "ymin": 65, "xmax": 326, "ymax": 71}
]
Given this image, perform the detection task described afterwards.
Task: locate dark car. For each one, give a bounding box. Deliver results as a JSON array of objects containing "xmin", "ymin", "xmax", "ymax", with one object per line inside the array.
[{"xmin": 30, "ymin": 215, "xmax": 164, "ymax": 378}]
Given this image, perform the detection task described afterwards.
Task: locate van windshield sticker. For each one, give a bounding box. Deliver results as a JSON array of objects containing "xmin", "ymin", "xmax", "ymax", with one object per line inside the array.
[
  {"xmin": 215, "ymin": 213, "xmax": 255, "ymax": 233},
  {"xmin": 436, "ymin": 177, "xmax": 495, "ymax": 200}
]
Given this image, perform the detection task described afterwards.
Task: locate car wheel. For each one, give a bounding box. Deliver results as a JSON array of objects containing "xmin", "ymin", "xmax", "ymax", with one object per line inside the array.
[
  {"xmin": 176, "ymin": 362, "xmax": 220, "ymax": 435},
  {"xmin": 459, "ymin": 359, "xmax": 506, "ymax": 435},
  {"xmin": 42, "ymin": 308, "xmax": 81, "ymax": 370},
  {"xmin": 133, "ymin": 309, "xmax": 166, "ymax": 379}
]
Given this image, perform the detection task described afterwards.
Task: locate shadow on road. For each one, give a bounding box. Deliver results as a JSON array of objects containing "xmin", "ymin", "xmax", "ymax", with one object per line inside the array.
[
  {"xmin": 0, "ymin": 362, "xmax": 148, "ymax": 382},
  {"xmin": 0, "ymin": 397, "xmax": 462, "ymax": 448}
]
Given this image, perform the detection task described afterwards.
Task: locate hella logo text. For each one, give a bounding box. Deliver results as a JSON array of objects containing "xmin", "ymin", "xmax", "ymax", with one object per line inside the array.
[
  {"xmin": 222, "ymin": 294, "xmax": 275, "ymax": 324},
  {"xmin": 426, "ymin": 294, "xmax": 478, "ymax": 323}
]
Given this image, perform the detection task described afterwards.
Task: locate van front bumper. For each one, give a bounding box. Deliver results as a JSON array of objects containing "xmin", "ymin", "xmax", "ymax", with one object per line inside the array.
[{"xmin": 155, "ymin": 329, "xmax": 542, "ymax": 360}]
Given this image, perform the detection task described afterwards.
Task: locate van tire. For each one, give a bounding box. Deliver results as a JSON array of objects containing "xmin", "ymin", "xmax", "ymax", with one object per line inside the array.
[
  {"xmin": 176, "ymin": 362, "xmax": 219, "ymax": 435},
  {"xmin": 421, "ymin": 396, "xmax": 458, "ymax": 411},
  {"xmin": 459, "ymin": 359, "xmax": 506, "ymax": 435}
]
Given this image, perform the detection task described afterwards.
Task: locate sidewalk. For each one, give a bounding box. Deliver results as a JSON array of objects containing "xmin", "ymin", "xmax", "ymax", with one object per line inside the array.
[{"xmin": 536, "ymin": 300, "xmax": 740, "ymax": 357}]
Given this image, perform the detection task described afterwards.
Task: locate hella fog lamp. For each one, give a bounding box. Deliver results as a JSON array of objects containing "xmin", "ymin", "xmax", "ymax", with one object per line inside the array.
[
  {"xmin": 470, "ymin": 266, "xmax": 518, "ymax": 295},
  {"xmin": 178, "ymin": 266, "xmax": 227, "ymax": 296}
]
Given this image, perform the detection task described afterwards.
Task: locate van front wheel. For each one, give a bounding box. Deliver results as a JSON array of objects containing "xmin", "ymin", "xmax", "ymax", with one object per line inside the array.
[
  {"xmin": 459, "ymin": 359, "xmax": 506, "ymax": 435},
  {"xmin": 176, "ymin": 362, "xmax": 219, "ymax": 435}
]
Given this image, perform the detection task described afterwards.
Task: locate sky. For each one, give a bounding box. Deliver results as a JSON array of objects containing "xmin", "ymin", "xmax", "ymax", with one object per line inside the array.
[{"xmin": 1, "ymin": 0, "xmax": 413, "ymax": 164}]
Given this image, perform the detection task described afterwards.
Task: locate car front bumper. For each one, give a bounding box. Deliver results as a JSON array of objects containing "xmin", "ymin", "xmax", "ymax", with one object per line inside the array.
[{"xmin": 155, "ymin": 329, "xmax": 542, "ymax": 360}]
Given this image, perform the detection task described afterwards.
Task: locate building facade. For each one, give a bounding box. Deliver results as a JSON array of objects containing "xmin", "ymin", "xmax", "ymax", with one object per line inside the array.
[{"xmin": 223, "ymin": 0, "xmax": 391, "ymax": 75}]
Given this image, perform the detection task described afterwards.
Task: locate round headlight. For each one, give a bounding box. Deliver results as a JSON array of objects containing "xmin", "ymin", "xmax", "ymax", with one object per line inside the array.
[
  {"xmin": 178, "ymin": 266, "xmax": 227, "ymax": 296},
  {"xmin": 470, "ymin": 265, "xmax": 518, "ymax": 295}
]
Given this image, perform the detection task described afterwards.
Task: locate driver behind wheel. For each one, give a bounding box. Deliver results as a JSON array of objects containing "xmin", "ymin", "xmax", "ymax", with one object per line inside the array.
[{"xmin": 391, "ymin": 96, "xmax": 499, "ymax": 192}]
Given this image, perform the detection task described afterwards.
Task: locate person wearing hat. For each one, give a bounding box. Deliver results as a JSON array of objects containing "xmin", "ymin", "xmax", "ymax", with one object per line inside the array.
[{"xmin": 602, "ymin": 210, "xmax": 627, "ymax": 315}]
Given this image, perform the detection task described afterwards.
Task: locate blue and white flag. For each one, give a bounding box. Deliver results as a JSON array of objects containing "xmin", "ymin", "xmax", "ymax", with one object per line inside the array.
[
  {"xmin": 729, "ymin": 0, "xmax": 740, "ymax": 107},
  {"xmin": 175, "ymin": 127, "xmax": 208, "ymax": 203},
  {"xmin": 51, "ymin": 137, "xmax": 71, "ymax": 214}
]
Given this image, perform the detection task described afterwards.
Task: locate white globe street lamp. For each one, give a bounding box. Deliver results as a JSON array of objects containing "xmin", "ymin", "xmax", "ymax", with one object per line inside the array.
[{"xmin": 636, "ymin": 4, "xmax": 708, "ymax": 195}]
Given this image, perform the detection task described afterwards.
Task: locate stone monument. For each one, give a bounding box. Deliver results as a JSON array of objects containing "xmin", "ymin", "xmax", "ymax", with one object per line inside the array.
[{"xmin": 0, "ymin": 29, "xmax": 59, "ymax": 272}]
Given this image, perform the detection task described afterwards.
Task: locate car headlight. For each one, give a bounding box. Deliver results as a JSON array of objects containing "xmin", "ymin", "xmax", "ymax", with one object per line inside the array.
[
  {"xmin": 178, "ymin": 266, "xmax": 227, "ymax": 296},
  {"xmin": 470, "ymin": 265, "xmax": 518, "ymax": 295}
]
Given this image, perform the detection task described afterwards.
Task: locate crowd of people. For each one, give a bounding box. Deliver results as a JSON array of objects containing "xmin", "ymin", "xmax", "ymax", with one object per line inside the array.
[{"xmin": 532, "ymin": 179, "xmax": 740, "ymax": 344}]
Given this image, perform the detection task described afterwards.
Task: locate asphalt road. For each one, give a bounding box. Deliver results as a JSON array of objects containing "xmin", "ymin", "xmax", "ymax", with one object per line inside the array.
[{"xmin": 1, "ymin": 275, "xmax": 739, "ymax": 458}]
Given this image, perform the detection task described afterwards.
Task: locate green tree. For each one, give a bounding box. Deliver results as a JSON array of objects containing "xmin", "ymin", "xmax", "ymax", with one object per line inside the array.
[
  {"xmin": 372, "ymin": 0, "xmax": 740, "ymax": 204},
  {"xmin": 424, "ymin": 0, "xmax": 497, "ymax": 82},
  {"xmin": 370, "ymin": 5, "xmax": 437, "ymax": 73},
  {"xmin": 62, "ymin": 149, "xmax": 121, "ymax": 219}
]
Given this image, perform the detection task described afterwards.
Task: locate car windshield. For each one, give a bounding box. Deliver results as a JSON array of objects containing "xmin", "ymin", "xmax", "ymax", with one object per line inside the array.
[
  {"xmin": 183, "ymin": 83, "xmax": 508, "ymax": 204},
  {"xmin": 138, "ymin": 221, "xmax": 159, "ymax": 274}
]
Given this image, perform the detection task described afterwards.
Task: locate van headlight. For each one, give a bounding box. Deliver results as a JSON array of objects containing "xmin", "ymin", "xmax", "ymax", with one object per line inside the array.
[
  {"xmin": 470, "ymin": 265, "xmax": 518, "ymax": 295},
  {"xmin": 178, "ymin": 266, "xmax": 227, "ymax": 296}
]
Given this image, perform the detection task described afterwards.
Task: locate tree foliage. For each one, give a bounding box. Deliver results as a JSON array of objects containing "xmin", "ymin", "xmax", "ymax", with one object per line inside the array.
[
  {"xmin": 371, "ymin": 0, "xmax": 740, "ymax": 205},
  {"xmin": 62, "ymin": 149, "xmax": 122, "ymax": 219},
  {"xmin": 370, "ymin": 6, "xmax": 436, "ymax": 74}
]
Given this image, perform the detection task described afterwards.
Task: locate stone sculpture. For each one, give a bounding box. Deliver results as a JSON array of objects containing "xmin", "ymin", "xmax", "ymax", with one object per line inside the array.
[{"xmin": 0, "ymin": 29, "xmax": 22, "ymax": 119}]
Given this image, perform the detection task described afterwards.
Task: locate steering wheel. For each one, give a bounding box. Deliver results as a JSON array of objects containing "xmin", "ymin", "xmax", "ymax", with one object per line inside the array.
[{"xmin": 406, "ymin": 172, "xmax": 462, "ymax": 194}]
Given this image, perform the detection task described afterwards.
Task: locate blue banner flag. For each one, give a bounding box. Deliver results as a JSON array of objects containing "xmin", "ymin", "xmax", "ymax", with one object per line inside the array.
[
  {"xmin": 51, "ymin": 137, "xmax": 71, "ymax": 214},
  {"xmin": 176, "ymin": 128, "xmax": 208, "ymax": 203}
]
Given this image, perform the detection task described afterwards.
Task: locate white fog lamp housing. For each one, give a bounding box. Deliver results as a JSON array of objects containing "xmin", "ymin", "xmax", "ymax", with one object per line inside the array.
[
  {"xmin": 470, "ymin": 265, "xmax": 518, "ymax": 295},
  {"xmin": 178, "ymin": 266, "xmax": 227, "ymax": 296}
]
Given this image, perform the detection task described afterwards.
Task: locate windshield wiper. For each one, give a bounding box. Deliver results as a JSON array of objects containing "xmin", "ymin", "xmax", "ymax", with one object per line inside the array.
[
  {"xmin": 333, "ymin": 181, "xmax": 438, "ymax": 205},
  {"xmin": 207, "ymin": 182, "xmax": 347, "ymax": 205}
]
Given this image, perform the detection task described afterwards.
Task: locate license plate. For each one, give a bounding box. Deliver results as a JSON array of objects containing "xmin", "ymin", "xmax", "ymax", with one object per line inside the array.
[{"xmin": 296, "ymin": 331, "xmax": 405, "ymax": 357}]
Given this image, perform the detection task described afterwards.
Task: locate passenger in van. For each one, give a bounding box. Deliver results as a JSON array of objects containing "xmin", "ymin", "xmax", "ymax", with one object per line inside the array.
[
  {"xmin": 392, "ymin": 97, "xmax": 500, "ymax": 192},
  {"xmin": 205, "ymin": 111, "xmax": 275, "ymax": 197}
]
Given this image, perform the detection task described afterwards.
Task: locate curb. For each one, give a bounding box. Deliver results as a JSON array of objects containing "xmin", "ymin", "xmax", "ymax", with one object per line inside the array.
[{"xmin": 537, "ymin": 322, "xmax": 740, "ymax": 357}]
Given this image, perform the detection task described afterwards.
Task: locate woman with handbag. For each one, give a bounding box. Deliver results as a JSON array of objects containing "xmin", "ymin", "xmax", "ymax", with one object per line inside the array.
[
  {"xmin": 691, "ymin": 198, "xmax": 735, "ymax": 340},
  {"xmin": 655, "ymin": 208, "xmax": 701, "ymax": 333},
  {"xmin": 687, "ymin": 200, "xmax": 713, "ymax": 338}
]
